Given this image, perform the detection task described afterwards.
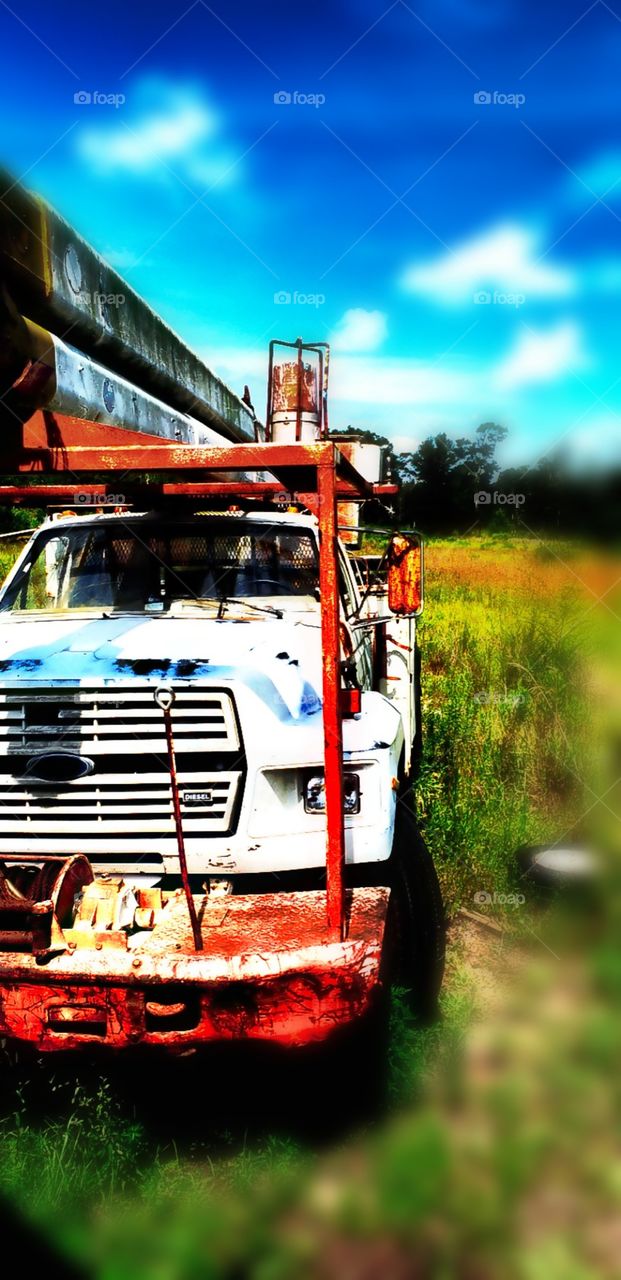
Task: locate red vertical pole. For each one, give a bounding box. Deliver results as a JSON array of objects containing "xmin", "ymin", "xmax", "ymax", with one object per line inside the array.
[
  {"xmin": 321, "ymin": 347, "xmax": 330, "ymax": 439},
  {"xmin": 265, "ymin": 341, "xmax": 275, "ymax": 442},
  {"xmin": 317, "ymin": 449, "xmax": 346, "ymax": 939},
  {"xmin": 295, "ymin": 339, "xmax": 303, "ymax": 442}
]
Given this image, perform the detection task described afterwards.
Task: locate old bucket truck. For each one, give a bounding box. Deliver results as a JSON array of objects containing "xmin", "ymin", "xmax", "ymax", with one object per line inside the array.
[{"xmin": 0, "ymin": 175, "xmax": 444, "ymax": 1053}]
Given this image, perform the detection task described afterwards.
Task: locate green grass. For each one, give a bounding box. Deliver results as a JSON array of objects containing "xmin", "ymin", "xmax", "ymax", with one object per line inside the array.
[
  {"xmin": 0, "ymin": 541, "xmax": 24, "ymax": 579},
  {"xmin": 416, "ymin": 572, "xmax": 587, "ymax": 913},
  {"xmin": 0, "ymin": 1070, "xmax": 146, "ymax": 1212}
]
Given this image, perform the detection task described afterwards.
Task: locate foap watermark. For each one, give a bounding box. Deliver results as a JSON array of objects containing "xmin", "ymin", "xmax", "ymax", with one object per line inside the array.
[
  {"xmin": 474, "ymin": 890, "xmax": 525, "ymax": 907},
  {"xmin": 73, "ymin": 492, "xmax": 126, "ymax": 507},
  {"xmin": 474, "ymin": 491, "xmax": 525, "ymax": 507},
  {"xmin": 81, "ymin": 291, "xmax": 126, "ymax": 308},
  {"xmin": 74, "ymin": 90, "xmax": 126, "ymax": 109},
  {"xmin": 474, "ymin": 289, "xmax": 525, "ymax": 308},
  {"xmin": 273, "ymin": 90, "xmax": 325, "ymax": 108},
  {"xmin": 274, "ymin": 290, "xmax": 325, "ymax": 307},
  {"xmin": 473, "ymin": 90, "xmax": 525, "ymax": 109},
  {"xmin": 473, "ymin": 691, "xmax": 526, "ymax": 707}
]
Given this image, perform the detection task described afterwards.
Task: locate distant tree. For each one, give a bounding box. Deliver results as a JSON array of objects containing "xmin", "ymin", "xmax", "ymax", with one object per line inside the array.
[
  {"xmin": 471, "ymin": 422, "xmax": 508, "ymax": 487},
  {"xmin": 395, "ymin": 424, "xmax": 507, "ymax": 533},
  {"xmin": 332, "ymin": 420, "xmax": 619, "ymax": 539}
]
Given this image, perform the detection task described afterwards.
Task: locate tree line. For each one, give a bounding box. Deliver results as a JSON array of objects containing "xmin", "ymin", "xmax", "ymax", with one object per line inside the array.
[{"xmin": 333, "ymin": 426, "xmax": 620, "ymax": 540}]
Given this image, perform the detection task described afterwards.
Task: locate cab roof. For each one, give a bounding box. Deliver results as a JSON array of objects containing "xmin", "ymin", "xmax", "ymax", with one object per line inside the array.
[{"xmin": 37, "ymin": 509, "xmax": 319, "ymax": 533}]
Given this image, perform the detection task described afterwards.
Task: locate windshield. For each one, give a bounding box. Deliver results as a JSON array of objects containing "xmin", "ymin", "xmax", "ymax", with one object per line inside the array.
[{"xmin": 0, "ymin": 520, "xmax": 319, "ymax": 614}]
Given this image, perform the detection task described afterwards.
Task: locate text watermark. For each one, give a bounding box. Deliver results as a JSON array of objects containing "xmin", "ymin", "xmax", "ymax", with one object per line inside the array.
[
  {"xmin": 73, "ymin": 493, "xmax": 126, "ymax": 506},
  {"xmin": 74, "ymin": 91, "xmax": 125, "ymax": 108},
  {"xmin": 274, "ymin": 290, "xmax": 325, "ymax": 307},
  {"xmin": 474, "ymin": 891, "xmax": 525, "ymax": 907},
  {"xmin": 474, "ymin": 491, "xmax": 525, "ymax": 507},
  {"xmin": 474, "ymin": 290, "xmax": 525, "ymax": 307},
  {"xmin": 274, "ymin": 91, "xmax": 325, "ymax": 108},
  {"xmin": 474, "ymin": 91, "xmax": 525, "ymax": 109}
]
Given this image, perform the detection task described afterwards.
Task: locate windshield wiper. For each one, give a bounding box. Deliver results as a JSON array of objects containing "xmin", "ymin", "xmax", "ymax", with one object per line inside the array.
[
  {"xmin": 217, "ymin": 595, "xmax": 283, "ymax": 620},
  {"xmin": 171, "ymin": 596, "xmax": 284, "ymax": 620}
]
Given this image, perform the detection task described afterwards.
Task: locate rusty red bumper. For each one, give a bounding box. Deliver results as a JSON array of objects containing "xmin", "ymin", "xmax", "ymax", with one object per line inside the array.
[{"xmin": 0, "ymin": 888, "xmax": 390, "ymax": 1052}]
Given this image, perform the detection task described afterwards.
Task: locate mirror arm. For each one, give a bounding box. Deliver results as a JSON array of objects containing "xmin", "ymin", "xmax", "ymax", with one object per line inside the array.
[{"xmin": 349, "ymin": 613, "xmax": 418, "ymax": 630}]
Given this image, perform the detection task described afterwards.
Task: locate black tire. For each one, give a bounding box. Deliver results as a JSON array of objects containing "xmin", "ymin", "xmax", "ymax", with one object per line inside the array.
[{"xmin": 381, "ymin": 802, "xmax": 445, "ymax": 1021}]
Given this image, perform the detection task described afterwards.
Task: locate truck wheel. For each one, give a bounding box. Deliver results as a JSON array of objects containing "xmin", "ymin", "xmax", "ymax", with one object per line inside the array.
[{"xmin": 383, "ymin": 802, "xmax": 445, "ymax": 1021}]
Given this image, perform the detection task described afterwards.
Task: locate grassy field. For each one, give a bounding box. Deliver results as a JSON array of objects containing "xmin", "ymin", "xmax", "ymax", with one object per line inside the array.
[
  {"xmin": 416, "ymin": 536, "xmax": 617, "ymax": 911},
  {"xmin": 0, "ymin": 532, "xmax": 619, "ymax": 1278}
]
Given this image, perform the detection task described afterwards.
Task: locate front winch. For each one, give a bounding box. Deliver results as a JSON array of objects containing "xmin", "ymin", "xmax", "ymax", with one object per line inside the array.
[{"xmin": 0, "ymin": 854, "xmax": 93, "ymax": 956}]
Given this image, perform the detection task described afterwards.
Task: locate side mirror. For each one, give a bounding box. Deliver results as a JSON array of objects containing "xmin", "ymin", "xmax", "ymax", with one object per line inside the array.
[{"xmin": 387, "ymin": 533, "xmax": 423, "ymax": 616}]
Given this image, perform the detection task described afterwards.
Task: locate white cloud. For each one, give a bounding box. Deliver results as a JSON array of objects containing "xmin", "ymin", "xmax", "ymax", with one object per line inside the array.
[
  {"xmin": 77, "ymin": 82, "xmax": 238, "ymax": 190},
  {"xmin": 401, "ymin": 223, "xmax": 575, "ymax": 305},
  {"xmin": 329, "ymin": 354, "xmax": 468, "ymax": 405},
  {"xmin": 494, "ymin": 322, "xmax": 588, "ymax": 389},
  {"xmin": 331, "ymin": 308, "xmax": 388, "ymax": 352},
  {"xmin": 80, "ymin": 104, "xmax": 214, "ymax": 173}
]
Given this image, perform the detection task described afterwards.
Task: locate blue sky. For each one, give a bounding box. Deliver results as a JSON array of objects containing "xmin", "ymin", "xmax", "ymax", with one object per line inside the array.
[{"xmin": 1, "ymin": 0, "xmax": 621, "ymax": 468}]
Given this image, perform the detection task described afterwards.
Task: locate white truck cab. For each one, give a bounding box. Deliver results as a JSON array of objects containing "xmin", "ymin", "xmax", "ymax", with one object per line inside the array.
[{"xmin": 0, "ymin": 509, "xmax": 411, "ymax": 885}]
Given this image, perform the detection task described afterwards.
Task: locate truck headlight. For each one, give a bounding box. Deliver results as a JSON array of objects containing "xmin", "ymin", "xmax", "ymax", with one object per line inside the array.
[{"xmin": 304, "ymin": 772, "xmax": 361, "ymax": 814}]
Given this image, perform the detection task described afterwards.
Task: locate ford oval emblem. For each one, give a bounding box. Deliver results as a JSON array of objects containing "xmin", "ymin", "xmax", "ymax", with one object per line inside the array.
[{"xmin": 23, "ymin": 753, "xmax": 95, "ymax": 784}]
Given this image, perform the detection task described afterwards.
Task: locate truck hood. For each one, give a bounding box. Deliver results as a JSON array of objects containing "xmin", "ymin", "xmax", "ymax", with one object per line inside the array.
[{"xmin": 0, "ymin": 614, "xmax": 324, "ymax": 721}]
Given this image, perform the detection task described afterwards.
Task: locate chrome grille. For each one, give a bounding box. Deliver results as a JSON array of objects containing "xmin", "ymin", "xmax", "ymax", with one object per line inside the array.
[
  {"xmin": 0, "ymin": 684, "xmax": 243, "ymax": 846},
  {"xmin": 0, "ymin": 772, "xmax": 240, "ymax": 837},
  {"xmin": 0, "ymin": 684, "xmax": 240, "ymax": 755}
]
